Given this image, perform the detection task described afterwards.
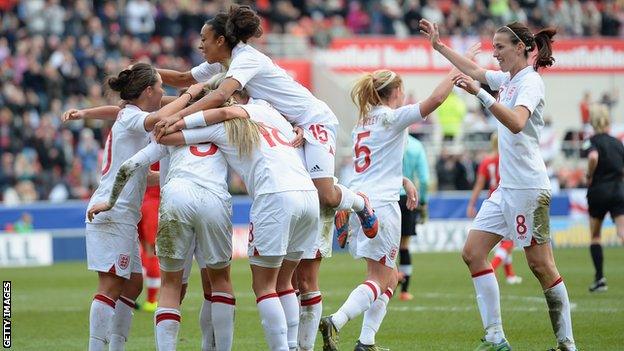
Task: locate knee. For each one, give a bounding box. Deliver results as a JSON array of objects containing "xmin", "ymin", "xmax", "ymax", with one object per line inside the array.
[
  {"xmin": 461, "ymin": 247, "xmax": 477, "ymax": 267},
  {"xmin": 527, "ymin": 259, "xmax": 555, "ymax": 280}
]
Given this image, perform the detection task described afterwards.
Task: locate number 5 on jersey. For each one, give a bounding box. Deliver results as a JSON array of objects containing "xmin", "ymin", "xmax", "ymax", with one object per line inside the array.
[{"xmin": 355, "ymin": 131, "xmax": 371, "ymax": 173}]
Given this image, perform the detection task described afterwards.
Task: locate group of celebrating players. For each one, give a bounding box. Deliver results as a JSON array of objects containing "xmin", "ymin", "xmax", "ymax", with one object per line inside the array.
[{"xmin": 64, "ymin": 5, "xmax": 577, "ymax": 351}]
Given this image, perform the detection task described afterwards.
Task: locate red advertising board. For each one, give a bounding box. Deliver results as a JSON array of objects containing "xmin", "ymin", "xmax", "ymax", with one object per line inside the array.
[
  {"xmin": 274, "ymin": 59, "xmax": 312, "ymax": 89},
  {"xmin": 317, "ymin": 37, "xmax": 624, "ymax": 73}
]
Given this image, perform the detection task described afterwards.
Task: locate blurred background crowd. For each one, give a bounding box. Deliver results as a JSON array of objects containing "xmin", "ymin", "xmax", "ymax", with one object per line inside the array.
[{"xmin": 0, "ymin": 0, "xmax": 622, "ymax": 205}]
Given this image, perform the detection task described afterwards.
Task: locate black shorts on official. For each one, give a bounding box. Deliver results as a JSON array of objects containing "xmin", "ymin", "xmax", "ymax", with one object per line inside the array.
[
  {"xmin": 587, "ymin": 181, "xmax": 624, "ymax": 220},
  {"xmin": 399, "ymin": 195, "xmax": 418, "ymax": 237}
]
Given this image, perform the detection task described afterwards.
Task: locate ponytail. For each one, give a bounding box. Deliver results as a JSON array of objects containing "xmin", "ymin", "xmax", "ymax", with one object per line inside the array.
[
  {"xmin": 533, "ymin": 27, "xmax": 557, "ymax": 71},
  {"xmin": 224, "ymin": 118, "xmax": 261, "ymax": 157},
  {"xmin": 350, "ymin": 70, "xmax": 402, "ymax": 121}
]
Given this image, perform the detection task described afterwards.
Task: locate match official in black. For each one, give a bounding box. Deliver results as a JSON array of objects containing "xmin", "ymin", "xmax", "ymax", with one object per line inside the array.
[{"xmin": 584, "ymin": 104, "xmax": 624, "ymax": 293}]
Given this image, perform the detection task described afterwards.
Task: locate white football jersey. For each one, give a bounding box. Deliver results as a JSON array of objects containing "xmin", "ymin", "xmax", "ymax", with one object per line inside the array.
[
  {"xmin": 485, "ymin": 66, "xmax": 550, "ymax": 190},
  {"xmin": 87, "ymin": 105, "xmax": 150, "ymax": 225},
  {"xmin": 123, "ymin": 141, "xmax": 230, "ymax": 200},
  {"xmin": 181, "ymin": 103, "xmax": 315, "ymax": 197},
  {"xmin": 191, "ymin": 62, "xmax": 225, "ymax": 83},
  {"xmin": 348, "ymin": 104, "xmax": 423, "ymax": 206},
  {"xmin": 225, "ymin": 42, "xmax": 338, "ymax": 127}
]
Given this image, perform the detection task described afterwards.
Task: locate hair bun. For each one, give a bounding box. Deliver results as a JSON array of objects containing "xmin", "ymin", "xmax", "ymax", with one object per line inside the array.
[{"xmin": 108, "ymin": 69, "xmax": 132, "ymax": 92}]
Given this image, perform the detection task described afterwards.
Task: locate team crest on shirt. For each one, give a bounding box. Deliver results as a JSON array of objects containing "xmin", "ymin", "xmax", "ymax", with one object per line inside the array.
[{"xmin": 117, "ymin": 254, "xmax": 130, "ymax": 270}]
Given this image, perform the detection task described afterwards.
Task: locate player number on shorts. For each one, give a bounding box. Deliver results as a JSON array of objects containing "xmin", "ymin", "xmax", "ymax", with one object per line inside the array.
[
  {"xmin": 258, "ymin": 123, "xmax": 290, "ymax": 147},
  {"xmin": 190, "ymin": 143, "xmax": 218, "ymax": 157},
  {"xmin": 354, "ymin": 131, "xmax": 371, "ymax": 173},
  {"xmin": 516, "ymin": 215, "xmax": 527, "ymax": 235},
  {"xmin": 308, "ymin": 124, "xmax": 328, "ymax": 143},
  {"xmin": 101, "ymin": 131, "xmax": 113, "ymax": 175}
]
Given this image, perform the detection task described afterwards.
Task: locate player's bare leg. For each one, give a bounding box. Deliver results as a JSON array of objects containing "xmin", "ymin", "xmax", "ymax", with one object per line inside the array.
[
  {"xmin": 524, "ymin": 243, "xmax": 576, "ymax": 351},
  {"xmin": 297, "ymin": 258, "xmax": 322, "ymax": 351},
  {"xmin": 207, "ymin": 265, "xmax": 235, "ymax": 351},
  {"xmin": 251, "ymin": 263, "xmax": 289, "ymax": 350},
  {"xmin": 154, "ymin": 268, "xmax": 184, "ymax": 351},
  {"xmin": 277, "ymin": 259, "xmax": 301, "ymax": 351},
  {"xmin": 89, "ymin": 272, "xmax": 124, "ymax": 351},
  {"xmin": 109, "ymin": 272, "xmax": 143, "ymax": 350},
  {"xmin": 462, "ymin": 230, "xmax": 510, "ymax": 350}
]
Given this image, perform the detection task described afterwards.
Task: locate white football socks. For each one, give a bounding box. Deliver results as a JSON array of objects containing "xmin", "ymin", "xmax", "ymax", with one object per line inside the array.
[
  {"xmin": 544, "ymin": 278, "xmax": 576, "ymax": 351},
  {"xmin": 109, "ymin": 296, "xmax": 135, "ymax": 351},
  {"xmin": 298, "ymin": 291, "xmax": 322, "ymax": 351},
  {"xmin": 88, "ymin": 294, "xmax": 115, "ymax": 351},
  {"xmin": 211, "ymin": 292, "xmax": 236, "ymax": 351},
  {"xmin": 154, "ymin": 308, "xmax": 181, "ymax": 351},
  {"xmin": 331, "ymin": 280, "xmax": 380, "ymax": 331},
  {"xmin": 257, "ymin": 293, "xmax": 289, "ymax": 351},
  {"xmin": 472, "ymin": 269, "xmax": 505, "ymax": 343},
  {"xmin": 359, "ymin": 289, "xmax": 392, "ymax": 345}
]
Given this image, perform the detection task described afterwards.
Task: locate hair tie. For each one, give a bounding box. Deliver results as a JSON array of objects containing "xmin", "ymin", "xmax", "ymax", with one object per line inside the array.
[{"xmin": 376, "ymin": 71, "xmax": 396, "ymax": 91}]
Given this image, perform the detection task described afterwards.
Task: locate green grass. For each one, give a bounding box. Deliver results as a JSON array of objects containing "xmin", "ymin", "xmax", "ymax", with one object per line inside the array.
[{"xmin": 3, "ymin": 247, "xmax": 623, "ymax": 350}]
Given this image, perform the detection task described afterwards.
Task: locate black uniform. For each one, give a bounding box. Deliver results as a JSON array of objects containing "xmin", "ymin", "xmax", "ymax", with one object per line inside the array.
[{"xmin": 585, "ymin": 133, "xmax": 624, "ymax": 219}]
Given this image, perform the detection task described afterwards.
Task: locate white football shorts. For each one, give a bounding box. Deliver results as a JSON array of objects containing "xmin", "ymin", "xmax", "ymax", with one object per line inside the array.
[{"xmin": 471, "ymin": 187, "xmax": 551, "ymax": 247}]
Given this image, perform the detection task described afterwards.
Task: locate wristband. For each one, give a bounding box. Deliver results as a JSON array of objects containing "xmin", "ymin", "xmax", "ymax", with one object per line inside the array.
[
  {"xmin": 476, "ymin": 88, "xmax": 496, "ymax": 109},
  {"xmin": 184, "ymin": 111, "xmax": 207, "ymax": 129},
  {"xmin": 183, "ymin": 92, "xmax": 193, "ymax": 100}
]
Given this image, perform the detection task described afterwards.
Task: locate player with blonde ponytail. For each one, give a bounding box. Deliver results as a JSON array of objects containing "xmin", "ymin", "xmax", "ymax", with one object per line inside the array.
[{"xmin": 320, "ymin": 56, "xmax": 471, "ymax": 350}]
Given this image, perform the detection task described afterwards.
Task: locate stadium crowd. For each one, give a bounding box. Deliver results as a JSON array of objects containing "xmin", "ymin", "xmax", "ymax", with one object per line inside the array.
[{"xmin": 0, "ymin": 0, "xmax": 621, "ymax": 204}]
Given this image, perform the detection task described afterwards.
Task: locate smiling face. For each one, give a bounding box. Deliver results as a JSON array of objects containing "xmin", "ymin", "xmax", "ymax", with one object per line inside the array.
[
  {"xmin": 199, "ymin": 24, "xmax": 227, "ymax": 64},
  {"xmin": 492, "ymin": 31, "xmax": 525, "ymax": 73}
]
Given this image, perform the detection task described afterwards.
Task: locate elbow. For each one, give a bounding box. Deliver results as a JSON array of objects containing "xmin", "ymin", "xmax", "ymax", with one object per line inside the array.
[
  {"xmin": 509, "ymin": 122, "xmax": 526, "ymax": 134},
  {"xmin": 214, "ymin": 90, "xmax": 230, "ymax": 106}
]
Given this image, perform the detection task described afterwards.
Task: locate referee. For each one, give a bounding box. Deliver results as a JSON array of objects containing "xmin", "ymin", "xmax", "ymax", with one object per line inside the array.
[
  {"xmin": 584, "ymin": 104, "xmax": 624, "ymax": 293},
  {"xmin": 398, "ymin": 135, "xmax": 429, "ymax": 301}
]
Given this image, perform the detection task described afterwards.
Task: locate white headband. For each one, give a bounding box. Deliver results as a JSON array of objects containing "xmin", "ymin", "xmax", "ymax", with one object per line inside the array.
[
  {"xmin": 376, "ymin": 71, "xmax": 396, "ymax": 91},
  {"xmin": 502, "ymin": 26, "xmax": 532, "ymax": 51}
]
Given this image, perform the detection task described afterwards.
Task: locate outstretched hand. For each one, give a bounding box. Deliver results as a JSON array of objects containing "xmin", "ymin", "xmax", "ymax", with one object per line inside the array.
[
  {"xmin": 419, "ymin": 19, "xmax": 442, "ymax": 50},
  {"xmin": 452, "ymin": 73, "xmax": 480, "ymax": 95},
  {"xmin": 465, "ymin": 42, "xmax": 481, "ymax": 61},
  {"xmin": 62, "ymin": 109, "xmax": 84, "ymax": 123},
  {"xmin": 87, "ymin": 202, "xmax": 112, "ymax": 222}
]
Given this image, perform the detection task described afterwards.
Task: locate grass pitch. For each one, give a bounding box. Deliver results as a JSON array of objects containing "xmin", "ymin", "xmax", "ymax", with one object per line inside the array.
[{"xmin": 3, "ymin": 247, "xmax": 623, "ymax": 350}]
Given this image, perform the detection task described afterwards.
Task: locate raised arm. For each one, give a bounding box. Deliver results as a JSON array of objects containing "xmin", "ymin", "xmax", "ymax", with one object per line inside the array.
[
  {"xmin": 62, "ymin": 106, "xmax": 121, "ymax": 122},
  {"xmin": 87, "ymin": 143, "xmax": 166, "ymax": 221},
  {"xmin": 157, "ymin": 68, "xmax": 198, "ymax": 88},
  {"xmin": 419, "ymin": 19, "xmax": 488, "ymax": 84}
]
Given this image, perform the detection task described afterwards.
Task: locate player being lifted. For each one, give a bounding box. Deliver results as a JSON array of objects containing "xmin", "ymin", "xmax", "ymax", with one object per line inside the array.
[
  {"xmin": 319, "ymin": 57, "xmax": 470, "ymax": 350},
  {"xmin": 159, "ymin": 82, "xmax": 319, "ymax": 351},
  {"xmin": 155, "ymin": 8, "xmax": 378, "ymax": 350},
  {"xmin": 420, "ymin": 19, "xmax": 576, "ymax": 351}
]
